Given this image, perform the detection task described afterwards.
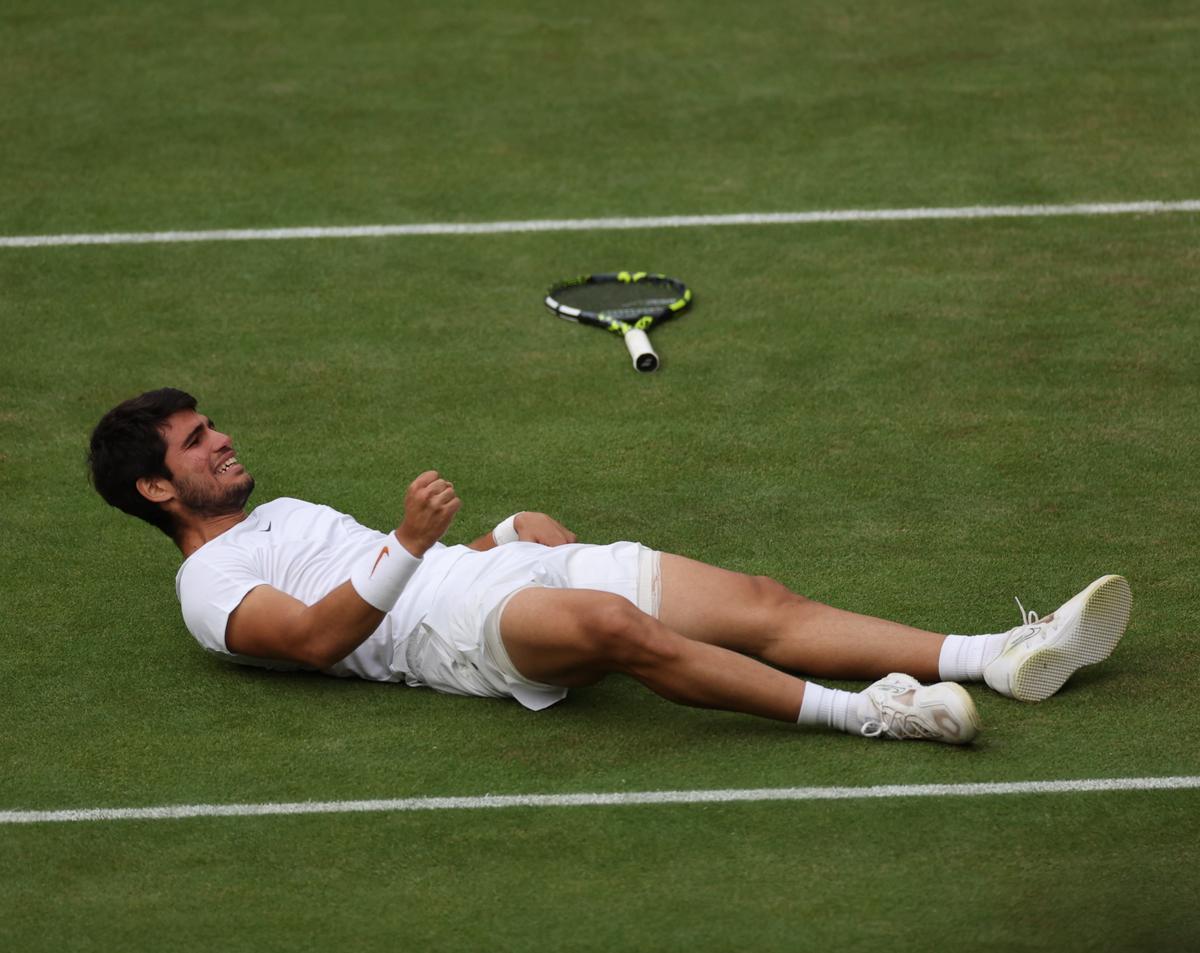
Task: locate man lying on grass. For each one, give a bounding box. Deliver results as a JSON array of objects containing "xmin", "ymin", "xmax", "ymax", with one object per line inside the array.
[{"xmin": 88, "ymin": 388, "xmax": 1132, "ymax": 745}]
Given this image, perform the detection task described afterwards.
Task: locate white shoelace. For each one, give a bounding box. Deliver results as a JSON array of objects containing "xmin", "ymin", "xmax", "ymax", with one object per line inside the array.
[
  {"xmin": 861, "ymin": 718, "xmax": 886, "ymax": 738},
  {"xmin": 859, "ymin": 707, "xmax": 935, "ymax": 740},
  {"xmin": 1014, "ymin": 596, "xmax": 1040, "ymax": 626}
]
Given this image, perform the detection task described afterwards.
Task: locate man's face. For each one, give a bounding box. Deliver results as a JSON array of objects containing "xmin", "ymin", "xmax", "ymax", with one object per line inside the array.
[{"xmin": 157, "ymin": 409, "xmax": 255, "ymax": 516}]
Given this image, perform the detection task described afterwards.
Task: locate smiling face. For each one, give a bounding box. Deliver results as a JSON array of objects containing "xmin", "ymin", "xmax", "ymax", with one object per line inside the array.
[{"xmin": 152, "ymin": 409, "xmax": 256, "ymax": 518}]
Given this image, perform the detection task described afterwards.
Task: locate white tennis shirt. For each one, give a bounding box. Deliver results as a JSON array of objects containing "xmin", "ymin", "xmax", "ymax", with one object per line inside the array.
[
  {"xmin": 176, "ymin": 496, "xmax": 649, "ymax": 695},
  {"xmin": 175, "ymin": 497, "xmax": 468, "ymax": 681}
]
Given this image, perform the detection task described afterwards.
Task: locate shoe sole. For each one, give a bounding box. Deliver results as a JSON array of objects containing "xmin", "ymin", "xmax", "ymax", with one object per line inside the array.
[{"xmin": 1009, "ymin": 574, "xmax": 1132, "ymax": 703}]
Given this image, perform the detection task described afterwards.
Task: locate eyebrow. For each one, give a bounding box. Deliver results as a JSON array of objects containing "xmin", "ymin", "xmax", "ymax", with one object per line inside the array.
[{"xmin": 182, "ymin": 417, "xmax": 213, "ymax": 447}]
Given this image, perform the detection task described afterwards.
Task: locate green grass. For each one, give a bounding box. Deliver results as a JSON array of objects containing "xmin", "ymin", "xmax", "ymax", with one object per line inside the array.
[
  {"xmin": 3, "ymin": 0, "xmax": 1199, "ymax": 232},
  {"xmin": 5, "ymin": 793, "xmax": 1199, "ymax": 952},
  {"xmin": 3, "ymin": 0, "xmax": 1200, "ymax": 950}
]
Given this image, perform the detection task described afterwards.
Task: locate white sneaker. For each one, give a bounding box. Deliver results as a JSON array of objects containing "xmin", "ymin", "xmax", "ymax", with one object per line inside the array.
[
  {"xmin": 858, "ymin": 673, "xmax": 980, "ymax": 744},
  {"xmin": 983, "ymin": 574, "xmax": 1132, "ymax": 702}
]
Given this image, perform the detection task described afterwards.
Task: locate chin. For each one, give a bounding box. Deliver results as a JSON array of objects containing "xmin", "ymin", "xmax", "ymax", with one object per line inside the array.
[
  {"xmin": 178, "ymin": 473, "xmax": 257, "ymax": 517},
  {"xmin": 232, "ymin": 475, "xmax": 256, "ymax": 508}
]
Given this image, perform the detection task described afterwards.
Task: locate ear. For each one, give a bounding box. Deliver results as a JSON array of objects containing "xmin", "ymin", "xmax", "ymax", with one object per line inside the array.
[{"xmin": 136, "ymin": 474, "xmax": 175, "ymax": 504}]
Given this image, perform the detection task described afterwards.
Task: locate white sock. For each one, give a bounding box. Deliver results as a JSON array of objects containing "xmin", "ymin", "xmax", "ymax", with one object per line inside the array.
[
  {"xmin": 938, "ymin": 632, "xmax": 1010, "ymax": 682},
  {"xmin": 796, "ymin": 682, "xmax": 866, "ymax": 735}
]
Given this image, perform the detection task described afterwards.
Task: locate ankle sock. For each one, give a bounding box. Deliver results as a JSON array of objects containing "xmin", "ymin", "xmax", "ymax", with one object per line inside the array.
[
  {"xmin": 938, "ymin": 632, "xmax": 1009, "ymax": 682},
  {"xmin": 796, "ymin": 682, "xmax": 865, "ymax": 735}
]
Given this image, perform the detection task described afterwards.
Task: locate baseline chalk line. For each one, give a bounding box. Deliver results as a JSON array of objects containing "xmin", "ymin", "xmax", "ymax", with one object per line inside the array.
[
  {"xmin": 2, "ymin": 200, "xmax": 1198, "ymax": 249},
  {"xmin": 5, "ymin": 775, "xmax": 1198, "ymax": 825}
]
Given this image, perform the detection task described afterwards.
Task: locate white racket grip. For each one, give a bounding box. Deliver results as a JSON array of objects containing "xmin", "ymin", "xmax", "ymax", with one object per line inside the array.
[{"xmin": 624, "ymin": 328, "xmax": 659, "ymax": 372}]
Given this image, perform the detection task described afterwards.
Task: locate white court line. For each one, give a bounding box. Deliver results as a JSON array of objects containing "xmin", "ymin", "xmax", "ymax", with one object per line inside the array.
[
  {"xmin": 1, "ymin": 200, "xmax": 1198, "ymax": 249},
  {"xmin": 4, "ymin": 775, "xmax": 1198, "ymax": 825}
]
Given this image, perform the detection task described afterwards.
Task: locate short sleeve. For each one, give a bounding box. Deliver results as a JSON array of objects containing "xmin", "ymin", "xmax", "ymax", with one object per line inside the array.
[{"xmin": 177, "ymin": 550, "xmax": 300, "ymax": 671}]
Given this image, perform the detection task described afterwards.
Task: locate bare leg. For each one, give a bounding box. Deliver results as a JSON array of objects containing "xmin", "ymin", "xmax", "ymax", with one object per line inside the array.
[
  {"xmin": 500, "ymin": 587, "xmax": 807, "ymax": 721},
  {"xmin": 659, "ymin": 554, "xmax": 945, "ymax": 681}
]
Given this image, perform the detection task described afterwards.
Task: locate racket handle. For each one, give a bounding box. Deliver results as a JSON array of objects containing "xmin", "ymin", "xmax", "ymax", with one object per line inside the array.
[{"xmin": 624, "ymin": 328, "xmax": 659, "ymax": 373}]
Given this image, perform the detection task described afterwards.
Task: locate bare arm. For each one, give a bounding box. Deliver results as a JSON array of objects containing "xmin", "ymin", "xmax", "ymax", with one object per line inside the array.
[
  {"xmin": 465, "ymin": 512, "xmax": 578, "ymax": 551},
  {"xmin": 226, "ymin": 580, "xmax": 385, "ymax": 669},
  {"xmin": 226, "ymin": 471, "xmax": 460, "ymax": 668}
]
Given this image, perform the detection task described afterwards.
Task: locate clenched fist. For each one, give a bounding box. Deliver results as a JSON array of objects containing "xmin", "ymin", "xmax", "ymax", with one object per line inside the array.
[{"xmin": 395, "ymin": 470, "xmax": 461, "ymax": 557}]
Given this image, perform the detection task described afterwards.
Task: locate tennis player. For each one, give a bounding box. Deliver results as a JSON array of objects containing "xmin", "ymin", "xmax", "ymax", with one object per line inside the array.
[{"xmin": 88, "ymin": 389, "xmax": 1133, "ymax": 745}]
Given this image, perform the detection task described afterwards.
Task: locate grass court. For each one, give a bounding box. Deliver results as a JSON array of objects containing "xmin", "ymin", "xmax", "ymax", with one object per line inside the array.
[{"xmin": 2, "ymin": 1, "xmax": 1198, "ymax": 949}]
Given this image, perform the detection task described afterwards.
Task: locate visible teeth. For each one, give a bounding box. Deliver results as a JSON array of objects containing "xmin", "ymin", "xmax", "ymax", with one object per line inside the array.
[{"xmin": 218, "ymin": 457, "xmax": 238, "ymax": 474}]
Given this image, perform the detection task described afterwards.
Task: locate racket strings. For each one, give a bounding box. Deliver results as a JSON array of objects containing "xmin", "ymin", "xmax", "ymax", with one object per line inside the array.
[
  {"xmin": 553, "ymin": 283, "xmax": 684, "ymax": 317},
  {"xmin": 594, "ymin": 301, "xmax": 679, "ymax": 320}
]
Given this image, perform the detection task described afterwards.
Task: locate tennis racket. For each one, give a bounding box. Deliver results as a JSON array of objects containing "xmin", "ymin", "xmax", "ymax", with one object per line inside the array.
[{"xmin": 544, "ymin": 271, "xmax": 693, "ymax": 372}]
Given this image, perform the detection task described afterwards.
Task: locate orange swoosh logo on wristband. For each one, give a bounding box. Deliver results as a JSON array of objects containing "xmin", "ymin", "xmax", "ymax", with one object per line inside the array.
[{"xmin": 370, "ymin": 545, "xmax": 389, "ymax": 577}]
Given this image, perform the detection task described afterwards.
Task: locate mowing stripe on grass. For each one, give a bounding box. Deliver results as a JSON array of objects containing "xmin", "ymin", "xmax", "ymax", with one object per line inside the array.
[
  {"xmin": 2, "ymin": 200, "xmax": 1198, "ymax": 249},
  {"xmin": 4, "ymin": 776, "xmax": 1198, "ymax": 825}
]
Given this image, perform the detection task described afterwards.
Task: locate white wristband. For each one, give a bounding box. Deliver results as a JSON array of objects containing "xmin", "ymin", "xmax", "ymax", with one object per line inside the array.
[
  {"xmin": 491, "ymin": 513, "xmax": 522, "ymax": 546},
  {"xmin": 351, "ymin": 533, "xmax": 422, "ymax": 612}
]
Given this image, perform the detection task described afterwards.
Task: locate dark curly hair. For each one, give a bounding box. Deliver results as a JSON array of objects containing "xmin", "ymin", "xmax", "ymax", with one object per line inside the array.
[{"xmin": 88, "ymin": 388, "xmax": 198, "ymax": 539}]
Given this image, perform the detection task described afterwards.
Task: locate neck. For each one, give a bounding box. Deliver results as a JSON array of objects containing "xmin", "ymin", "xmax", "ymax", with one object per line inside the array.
[{"xmin": 176, "ymin": 509, "xmax": 250, "ymax": 558}]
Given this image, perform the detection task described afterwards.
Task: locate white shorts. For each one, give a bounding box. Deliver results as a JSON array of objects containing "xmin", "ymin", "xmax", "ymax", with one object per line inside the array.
[{"xmin": 402, "ymin": 541, "xmax": 661, "ymax": 710}]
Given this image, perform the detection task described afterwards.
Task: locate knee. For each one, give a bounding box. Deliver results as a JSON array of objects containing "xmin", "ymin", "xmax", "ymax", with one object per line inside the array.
[
  {"xmin": 748, "ymin": 575, "xmax": 810, "ymax": 614},
  {"xmin": 743, "ymin": 575, "xmax": 814, "ymax": 638},
  {"xmin": 581, "ymin": 596, "xmax": 679, "ymax": 671}
]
